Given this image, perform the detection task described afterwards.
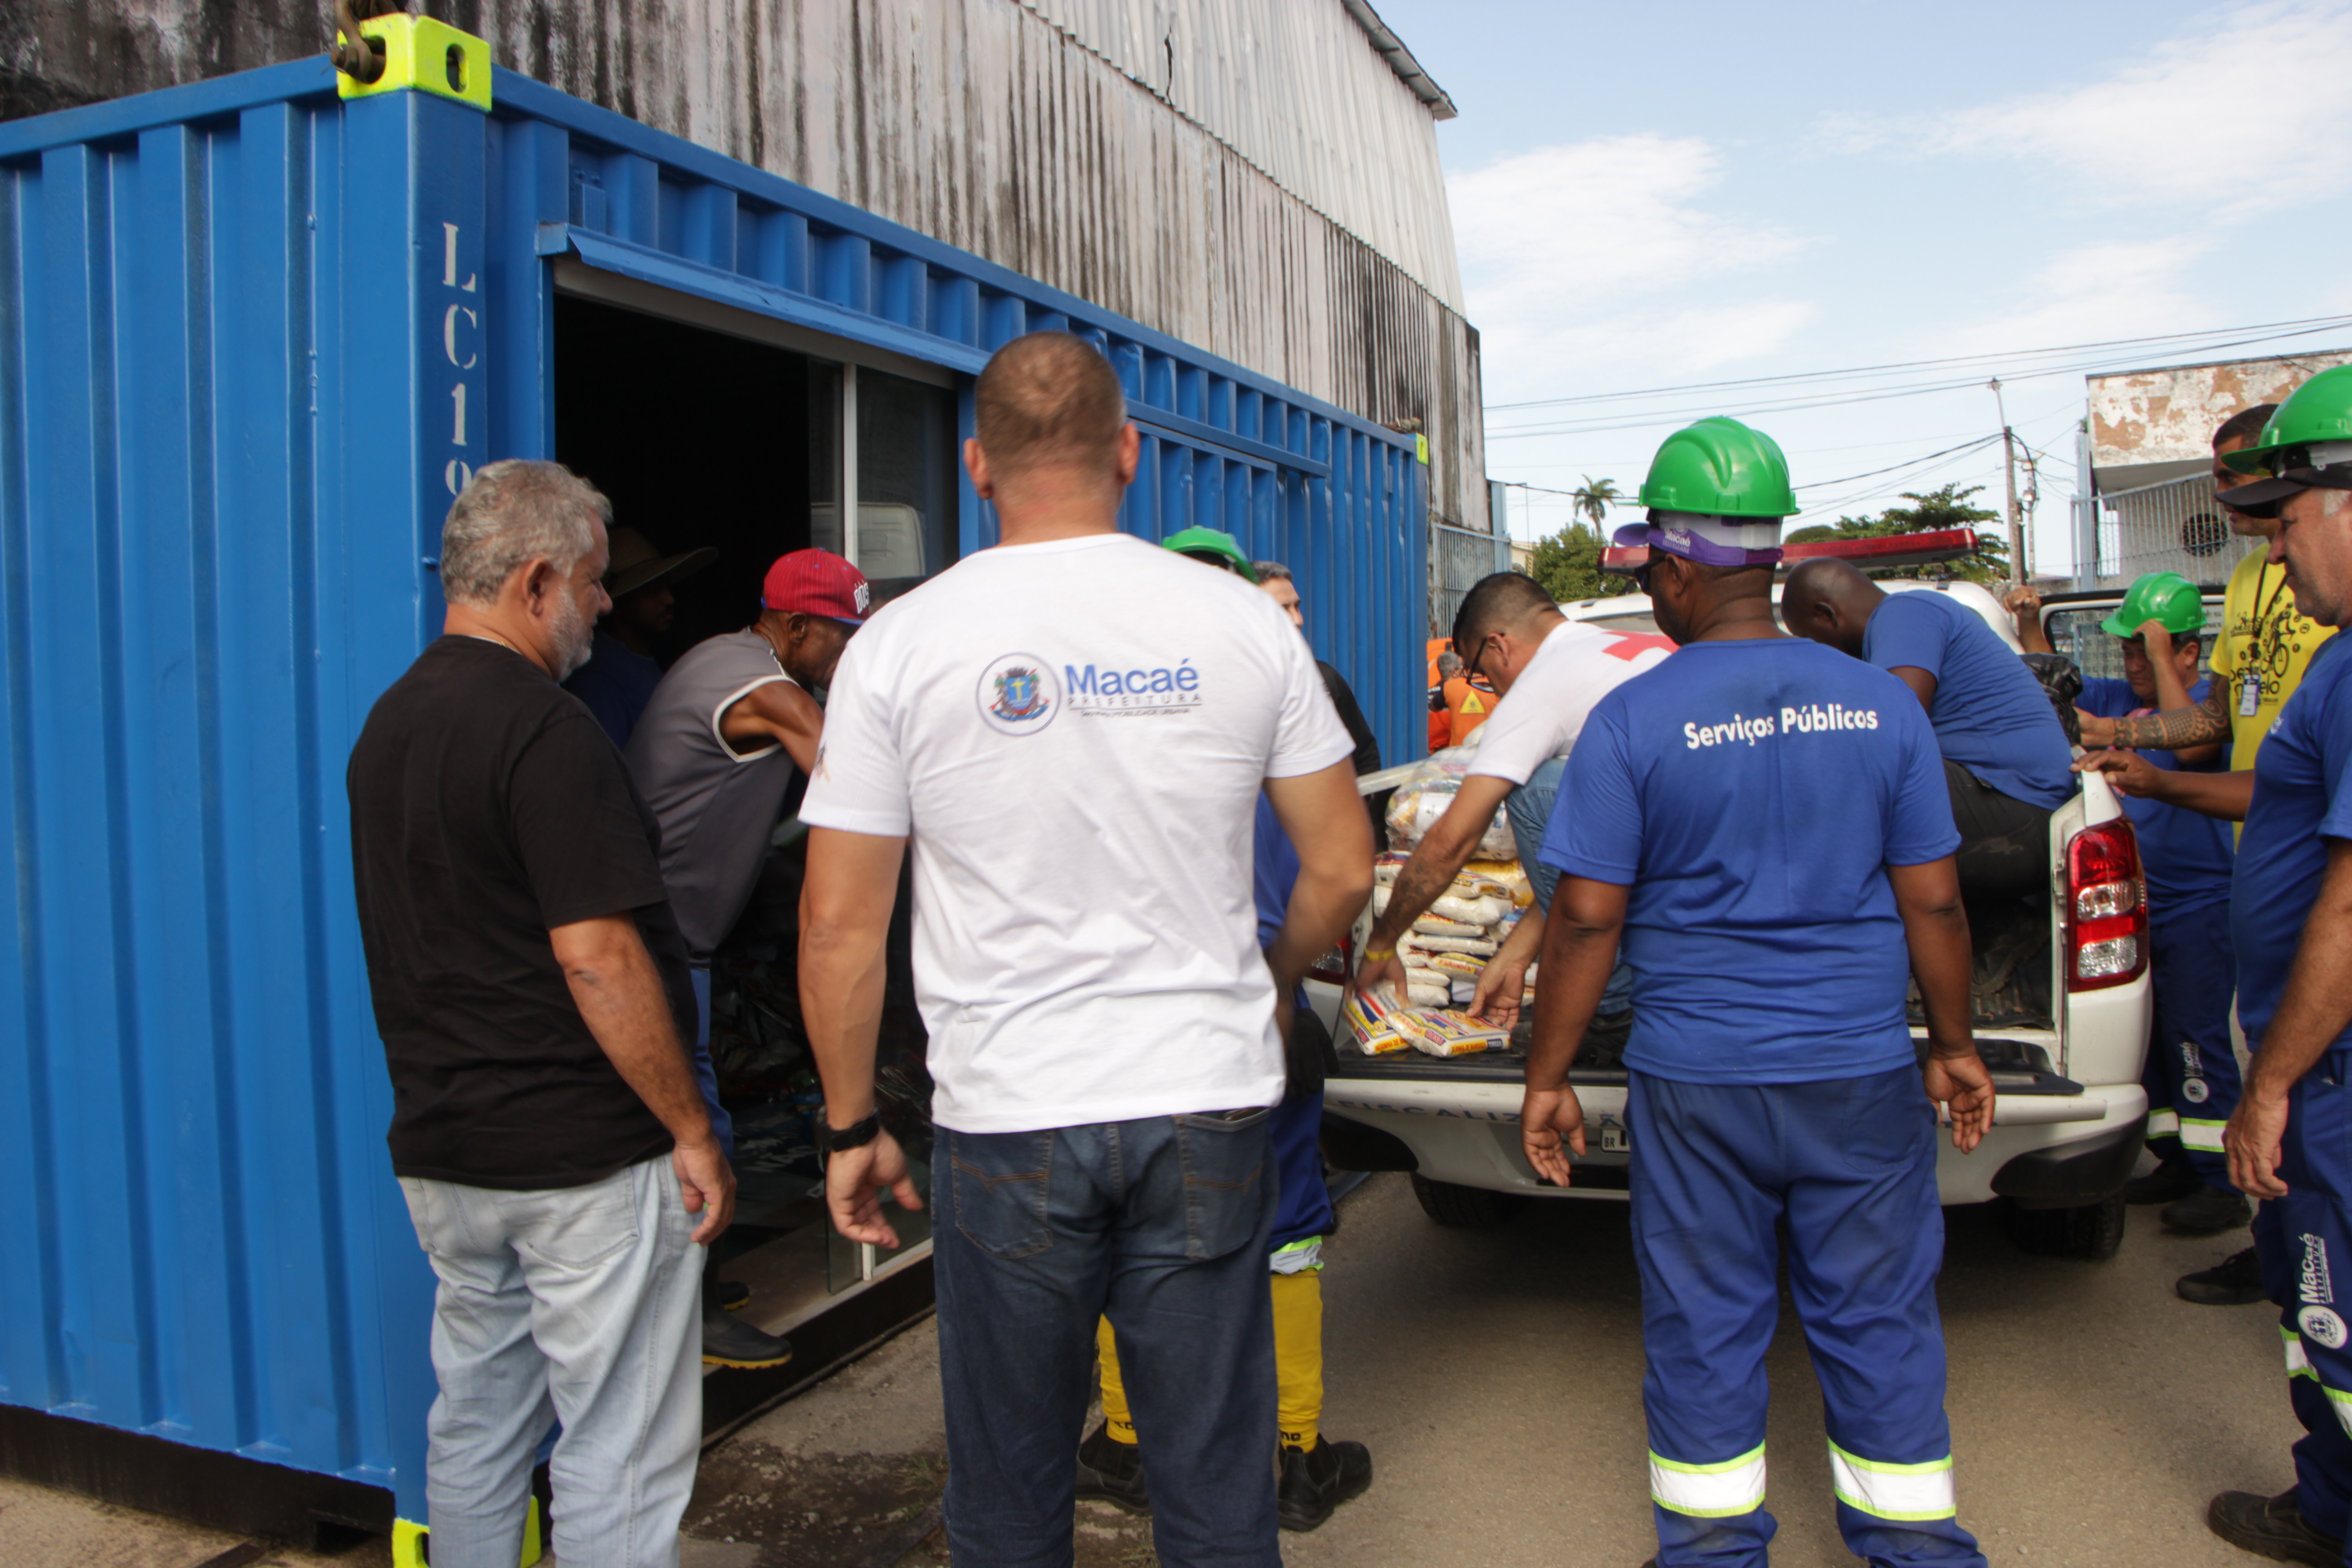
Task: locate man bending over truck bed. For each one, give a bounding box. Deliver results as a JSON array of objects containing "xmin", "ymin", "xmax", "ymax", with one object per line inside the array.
[
  {"xmin": 1784, "ymin": 557, "xmax": 2077, "ymax": 898},
  {"xmin": 1353, "ymin": 571, "xmax": 1669, "ymax": 1004}
]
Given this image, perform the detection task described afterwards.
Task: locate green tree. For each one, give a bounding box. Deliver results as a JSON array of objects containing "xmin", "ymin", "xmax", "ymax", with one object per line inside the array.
[
  {"xmin": 1784, "ymin": 483, "xmax": 2011, "ymax": 583},
  {"xmin": 1569, "ymin": 476, "xmax": 1622, "ymax": 528},
  {"xmin": 1527, "ymin": 521, "xmax": 1636, "ymax": 603}
]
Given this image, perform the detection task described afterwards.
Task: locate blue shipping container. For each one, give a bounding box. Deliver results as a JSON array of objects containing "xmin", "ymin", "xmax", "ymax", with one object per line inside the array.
[{"xmin": 0, "ymin": 21, "xmax": 1423, "ymax": 1540}]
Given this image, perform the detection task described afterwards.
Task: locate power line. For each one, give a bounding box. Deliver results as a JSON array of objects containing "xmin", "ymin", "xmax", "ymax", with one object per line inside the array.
[{"xmin": 1481, "ymin": 313, "xmax": 2352, "ymax": 413}]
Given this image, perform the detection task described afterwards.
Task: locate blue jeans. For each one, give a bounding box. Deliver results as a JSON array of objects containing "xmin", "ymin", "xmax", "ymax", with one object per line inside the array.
[
  {"xmin": 932, "ymin": 1112, "xmax": 1281, "ymax": 1568},
  {"xmin": 1508, "ymin": 755, "xmax": 1633, "ymax": 1013},
  {"xmin": 397, "ymin": 1157, "xmax": 703, "ymax": 1568}
]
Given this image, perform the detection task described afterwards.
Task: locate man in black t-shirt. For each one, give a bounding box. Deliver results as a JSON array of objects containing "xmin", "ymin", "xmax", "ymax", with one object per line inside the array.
[{"xmin": 348, "ymin": 459, "xmax": 730, "ymax": 1568}]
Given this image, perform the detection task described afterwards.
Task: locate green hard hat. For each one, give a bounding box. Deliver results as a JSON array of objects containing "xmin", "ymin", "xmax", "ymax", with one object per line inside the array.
[
  {"xmin": 2220, "ymin": 364, "xmax": 2352, "ymax": 503},
  {"xmin": 2101, "ymin": 572, "xmax": 2205, "ymax": 639},
  {"xmin": 1637, "ymin": 417, "xmax": 1798, "ymax": 519},
  {"xmin": 1161, "ymin": 526, "xmax": 1258, "ymax": 583}
]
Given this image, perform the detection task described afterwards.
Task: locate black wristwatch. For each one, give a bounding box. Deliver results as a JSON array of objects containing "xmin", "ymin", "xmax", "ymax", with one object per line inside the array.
[{"xmin": 818, "ymin": 1111, "xmax": 881, "ymax": 1153}]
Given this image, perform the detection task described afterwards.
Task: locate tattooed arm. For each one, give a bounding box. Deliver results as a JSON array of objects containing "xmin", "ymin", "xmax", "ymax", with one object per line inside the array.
[{"xmin": 2078, "ymin": 683, "xmax": 2234, "ymax": 751}]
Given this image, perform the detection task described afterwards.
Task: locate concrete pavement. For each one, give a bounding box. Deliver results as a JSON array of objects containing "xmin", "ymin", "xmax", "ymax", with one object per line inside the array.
[{"xmin": 9, "ymin": 1169, "xmax": 2310, "ymax": 1566}]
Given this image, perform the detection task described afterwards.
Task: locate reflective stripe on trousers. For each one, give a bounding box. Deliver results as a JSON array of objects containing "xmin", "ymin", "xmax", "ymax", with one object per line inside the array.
[
  {"xmin": 2147, "ymin": 1109, "xmax": 2181, "ymax": 1138},
  {"xmin": 1828, "ymin": 1441, "xmax": 1958, "ymax": 1521},
  {"xmin": 1650, "ymin": 1444, "xmax": 1766, "ymax": 1518},
  {"xmin": 2288, "ymin": 1326, "xmax": 2318, "ymax": 1382},
  {"xmin": 2180, "ymin": 1117, "xmax": 2227, "ymax": 1152}
]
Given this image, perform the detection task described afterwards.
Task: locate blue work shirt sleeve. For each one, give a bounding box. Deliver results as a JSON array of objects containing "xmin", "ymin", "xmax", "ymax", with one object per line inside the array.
[
  {"xmin": 1883, "ymin": 697, "xmax": 1964, "ymax": 866},
  {"xmin": 2317, "ymin": 669, "xmax": 2352, "ymax": 844},
  {"xmin": 1862, "ymin": 593, "xmax": 1950, "ymax": 681},
  {"xmin": 1544, "ymin": 697, "xmax": 1641, "ymax": 886}
]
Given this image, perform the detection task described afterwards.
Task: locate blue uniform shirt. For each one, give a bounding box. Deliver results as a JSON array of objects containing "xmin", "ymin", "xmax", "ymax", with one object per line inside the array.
[
  {"xmin": 2076, "ymin": 676, "xmax": 2234, "ymax": 921},
  {"xmin": 2234, "ymin": 635, "xmax": 2352, "ymax": 1047},
  {"xmin": 1544, "ymin": 638, "xmax": 1960, "ymax": 1085},
  {"xmin": 1863, "ymin": 590, "xmax": 2076, "ymax": 809}
]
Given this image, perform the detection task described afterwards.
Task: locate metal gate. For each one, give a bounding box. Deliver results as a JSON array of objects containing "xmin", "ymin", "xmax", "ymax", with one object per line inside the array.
[{"xmin": 2072, "ymin": 471, "xmax": 2254, "ymax": 589}]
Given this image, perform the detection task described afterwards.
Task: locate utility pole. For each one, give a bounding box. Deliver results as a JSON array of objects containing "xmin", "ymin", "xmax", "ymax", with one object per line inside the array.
[{"xmin": 1991, "ymin": 378, "xmax": 2024, "ymax": 586}]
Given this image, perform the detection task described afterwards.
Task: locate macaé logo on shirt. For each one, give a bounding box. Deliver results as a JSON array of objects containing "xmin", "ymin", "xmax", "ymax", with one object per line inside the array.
[
  {"xmin": 1063, "ymin": 660, "xmax": 1204, "ymax": 717},
  {"xmin": 1681, "ymin": 701, "xmax": 1882, "ymax": 751},
  {"xmin": 976, "ymin": 653, "xmax": 1061, "ymax": 736}
]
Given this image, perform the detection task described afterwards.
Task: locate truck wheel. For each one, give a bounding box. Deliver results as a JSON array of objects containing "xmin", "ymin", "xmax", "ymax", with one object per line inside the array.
[
  {"xmin": 1999, "ymin": 1194, "xmax": 2127, "ymax": 1261},
  {"xmin": 1410, "ymin": 1174, "xmax": 1526, "ymax": 1229}
]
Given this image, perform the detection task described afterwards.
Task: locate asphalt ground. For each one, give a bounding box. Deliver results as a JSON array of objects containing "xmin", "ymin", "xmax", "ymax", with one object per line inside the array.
[{"xmin": 7, "ymin": 1168, "xmax": 2309, "ymax": 1567}]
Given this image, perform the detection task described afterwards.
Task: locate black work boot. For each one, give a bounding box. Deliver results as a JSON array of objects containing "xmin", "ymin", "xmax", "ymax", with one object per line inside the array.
[
  {"xmin": 701, "ymin": 1304, "xmax": 792, "ymax": 1369},
  {"xmin": 1277, "ymin": 1436, "xmax": 1373, "ymax": 1531},
  {"xmin": 1075, "ymin": 1424, "xmax": 1150, "ymax": 1516},
  {"xmin": 2208, "ymin": 1488, "xmax": 2346, "ymax": 1567},
  {"xmin": 2125, "ymin": 1156, "xmax": 2203, "ymax": 1205},
  {"xmin": 2179, "ymin": 1246, "xmax": 2267, "ymax": 1306},
  {"xmin": 2164, "ymin": 1184, "xmax": 2253, "ymax": 1236}
]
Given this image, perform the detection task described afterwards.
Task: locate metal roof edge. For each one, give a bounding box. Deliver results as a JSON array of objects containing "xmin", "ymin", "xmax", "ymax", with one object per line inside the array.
[
  {"xmin": 490, "ymin": 67, "xmax": 1417, "ymax": 456},
  {"xmin": 0, "ymin": 57, "xmax": 336, "ymax": 159},
  {"xmin": 1338, "ymin": 0, "xmax": 1458, "ymax": 120}
]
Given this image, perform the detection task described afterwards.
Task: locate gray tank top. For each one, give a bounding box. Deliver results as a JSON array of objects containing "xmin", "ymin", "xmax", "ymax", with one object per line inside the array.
[{"xmin": 624, "ymin": 629, "xmax": 802, "ymax": 963}]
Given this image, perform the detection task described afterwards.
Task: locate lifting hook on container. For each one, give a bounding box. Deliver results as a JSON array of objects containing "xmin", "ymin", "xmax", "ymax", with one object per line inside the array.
[{"xmin": 328, "ymin": 0, "xmax": 394, "ymax": 84}]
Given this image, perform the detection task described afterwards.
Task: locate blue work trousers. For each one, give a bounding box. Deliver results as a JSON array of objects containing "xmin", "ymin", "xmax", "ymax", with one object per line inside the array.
[
  {"xmin": 2143, "ymin": 901, "xmax": 2240, "ymax": 1188},
  {"xmin": 2257, "ymin": 1047, "xmax": 2352, "ymax": 1550},
  {"xmin": 931, "ymin": 1112, "xmax": 1281, "ymax": 1568},
  {"xmin": 1630, "ymin": 1067, "xmax": 1986, "ymax": 1568}
]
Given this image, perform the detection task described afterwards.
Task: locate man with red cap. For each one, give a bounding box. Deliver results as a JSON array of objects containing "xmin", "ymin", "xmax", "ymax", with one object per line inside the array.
[{"xmin": 625, "ymin": 547, "xmax": 870, "ymax": 1370}]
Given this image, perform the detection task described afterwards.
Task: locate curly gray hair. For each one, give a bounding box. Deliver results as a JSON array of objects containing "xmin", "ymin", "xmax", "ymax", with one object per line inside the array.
[{"xmin": 439, "ymin": 460, "xmax": 609, "ymax": 607}]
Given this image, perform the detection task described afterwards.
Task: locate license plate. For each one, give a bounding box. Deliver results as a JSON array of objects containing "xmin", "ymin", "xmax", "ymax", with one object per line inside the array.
[{"xmin": 1599, "ymin": 1126, "xmax": 1630, "ymax": 1154}]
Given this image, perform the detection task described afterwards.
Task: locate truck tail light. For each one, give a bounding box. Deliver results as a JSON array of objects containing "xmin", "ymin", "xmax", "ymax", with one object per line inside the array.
[
  {"xmin": 2065, "ymin": 819, "xmax": 2147, "ymax": 991},
  {"xmin": 1308, "ymin": 934, "xmax": 1354, "ymax": 987}
]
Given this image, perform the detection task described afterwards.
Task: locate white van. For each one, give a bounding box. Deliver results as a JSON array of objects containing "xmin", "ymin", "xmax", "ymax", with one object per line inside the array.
[{"xmin": 1311, "ymin": 574, "xmax": 2158, "ymax": 1261}]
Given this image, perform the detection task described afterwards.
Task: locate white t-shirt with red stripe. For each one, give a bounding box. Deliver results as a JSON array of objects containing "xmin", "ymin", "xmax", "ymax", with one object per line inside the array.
[{"xmin": 1465, "ymin": 619, "xmax": 1676, "ymax": 785}]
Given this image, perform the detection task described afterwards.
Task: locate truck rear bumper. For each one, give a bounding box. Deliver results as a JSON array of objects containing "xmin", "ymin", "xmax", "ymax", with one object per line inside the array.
[{"xmin": 1322, "ymin": 1077, "xmax": 2151, "ymax": 1207}]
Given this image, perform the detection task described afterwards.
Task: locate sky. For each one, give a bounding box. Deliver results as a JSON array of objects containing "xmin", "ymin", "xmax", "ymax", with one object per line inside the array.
[{"xmin": 1369, "ymin": 0, "xmax": 2352, "ymax": 576}]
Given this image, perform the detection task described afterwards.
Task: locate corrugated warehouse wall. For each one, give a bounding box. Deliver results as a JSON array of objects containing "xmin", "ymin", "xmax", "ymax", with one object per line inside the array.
[{"xmin": 1, "ymin": 0, "xmax": 1489, "ymax": 534}]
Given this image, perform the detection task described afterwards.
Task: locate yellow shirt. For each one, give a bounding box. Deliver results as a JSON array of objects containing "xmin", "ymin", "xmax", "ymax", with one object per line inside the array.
[{"xmin": 2209, "ymin": 547, "xmax": 2335, "ymax": 774}]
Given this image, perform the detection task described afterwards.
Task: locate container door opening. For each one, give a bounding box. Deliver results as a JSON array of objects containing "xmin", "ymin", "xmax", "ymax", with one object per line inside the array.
[{"xmin": 552, "ymin": 291, "xmax": 947, "ymax": 1358}]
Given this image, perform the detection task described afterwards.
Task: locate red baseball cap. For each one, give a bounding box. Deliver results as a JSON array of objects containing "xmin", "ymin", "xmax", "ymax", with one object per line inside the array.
[{"xmin": 762, "ymin": 549, "xmax": 872, "ymax": 624}]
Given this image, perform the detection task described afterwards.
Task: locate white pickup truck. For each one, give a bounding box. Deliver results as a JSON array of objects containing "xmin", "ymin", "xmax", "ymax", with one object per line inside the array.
[{"xmin": 1311, "ymin": 575, "xmax": 2157, "ymax": 1261}]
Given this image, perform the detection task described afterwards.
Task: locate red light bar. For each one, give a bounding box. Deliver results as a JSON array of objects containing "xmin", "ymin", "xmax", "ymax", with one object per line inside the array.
[
  {"xmin": 1599, "ymin": 528, "xmax": 1981, "ymax": 575},
  {"xmin": 1782, "ymin": 528, "xmax": 1980, "ymax": 568}
]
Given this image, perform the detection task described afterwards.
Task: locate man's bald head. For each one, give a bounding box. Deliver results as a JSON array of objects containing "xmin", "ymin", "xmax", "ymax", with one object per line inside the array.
[
  {"xmin": 1781, "ymin": 557, "xmax": 1885, "ymax": 657},
  {"xmin": 974, "ymin": 332, "xmax": 1128, "ymax": 485}
]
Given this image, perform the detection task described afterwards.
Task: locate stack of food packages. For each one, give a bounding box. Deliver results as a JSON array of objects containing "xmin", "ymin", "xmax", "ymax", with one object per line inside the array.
[{"xmin": 1341, "ymin": 739, "xmax": 1538, "ymax": 1058}]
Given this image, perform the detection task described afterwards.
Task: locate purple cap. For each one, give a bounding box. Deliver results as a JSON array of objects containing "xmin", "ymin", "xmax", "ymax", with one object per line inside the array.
[{"xmin": 1613, "ymin": 512, "xmax": 1785, "ymax": 568}]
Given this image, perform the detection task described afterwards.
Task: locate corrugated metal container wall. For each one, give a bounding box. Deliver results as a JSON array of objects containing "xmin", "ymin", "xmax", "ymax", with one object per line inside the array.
[
  {"xmin": 0, "ymin": 63, "xmax": 441, "ymax": 1505},
  {"xmin": 0, "ymin": 45, "xmax": 1421, "ymax": 1521}
]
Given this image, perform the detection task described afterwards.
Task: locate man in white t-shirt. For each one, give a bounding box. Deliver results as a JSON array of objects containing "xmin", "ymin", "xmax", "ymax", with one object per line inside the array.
[
  {"xmin": 796, "ymin": 332, "xmax": 1373, "ymax": 1568},
  {"xmin": 1355, "ymin": 571, "xmax": 1671, "ymax": 1015}
]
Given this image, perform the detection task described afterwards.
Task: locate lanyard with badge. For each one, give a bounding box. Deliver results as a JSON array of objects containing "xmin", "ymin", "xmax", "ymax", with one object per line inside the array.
[{"xmin": 2242, "ymin": 563, "xmax": 2288, "ymax": 717}]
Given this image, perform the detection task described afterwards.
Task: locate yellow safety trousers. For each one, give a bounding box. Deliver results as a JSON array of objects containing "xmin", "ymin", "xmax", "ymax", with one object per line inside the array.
[{"xmin": 1096, "ymin": 1269, "xmax": 1323, "ymax": 1450}]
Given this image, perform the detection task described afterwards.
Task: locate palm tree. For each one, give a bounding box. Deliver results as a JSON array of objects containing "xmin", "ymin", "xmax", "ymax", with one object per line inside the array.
[{"xmin": 1570, "ymin": 476, "xmax": 1621, "ymax": 528}]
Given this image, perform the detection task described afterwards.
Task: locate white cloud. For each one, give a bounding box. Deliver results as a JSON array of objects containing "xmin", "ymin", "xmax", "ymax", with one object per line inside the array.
[
  {"xmin": 1828, "ymin": 0, "xmax": 2352, "ymax": 215},
  {"xmin": 1918, "ymin": 238, "xmax": 2220, "ymax": 362},
  {"xmin": 1448, "ymin": 133, "xmax": 1817, "ymax": 402}
]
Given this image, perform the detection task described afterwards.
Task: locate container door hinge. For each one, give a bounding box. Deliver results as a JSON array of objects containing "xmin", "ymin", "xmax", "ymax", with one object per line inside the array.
[{"xmin": 334, "ymin": 11, "xmax": 493, "ymax": 113}]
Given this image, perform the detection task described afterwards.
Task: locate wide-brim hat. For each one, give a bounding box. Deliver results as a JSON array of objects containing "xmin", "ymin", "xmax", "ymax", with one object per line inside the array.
[{"xmin": 606, "ymin": 526, "xmax": 717, "ymax": 599}]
